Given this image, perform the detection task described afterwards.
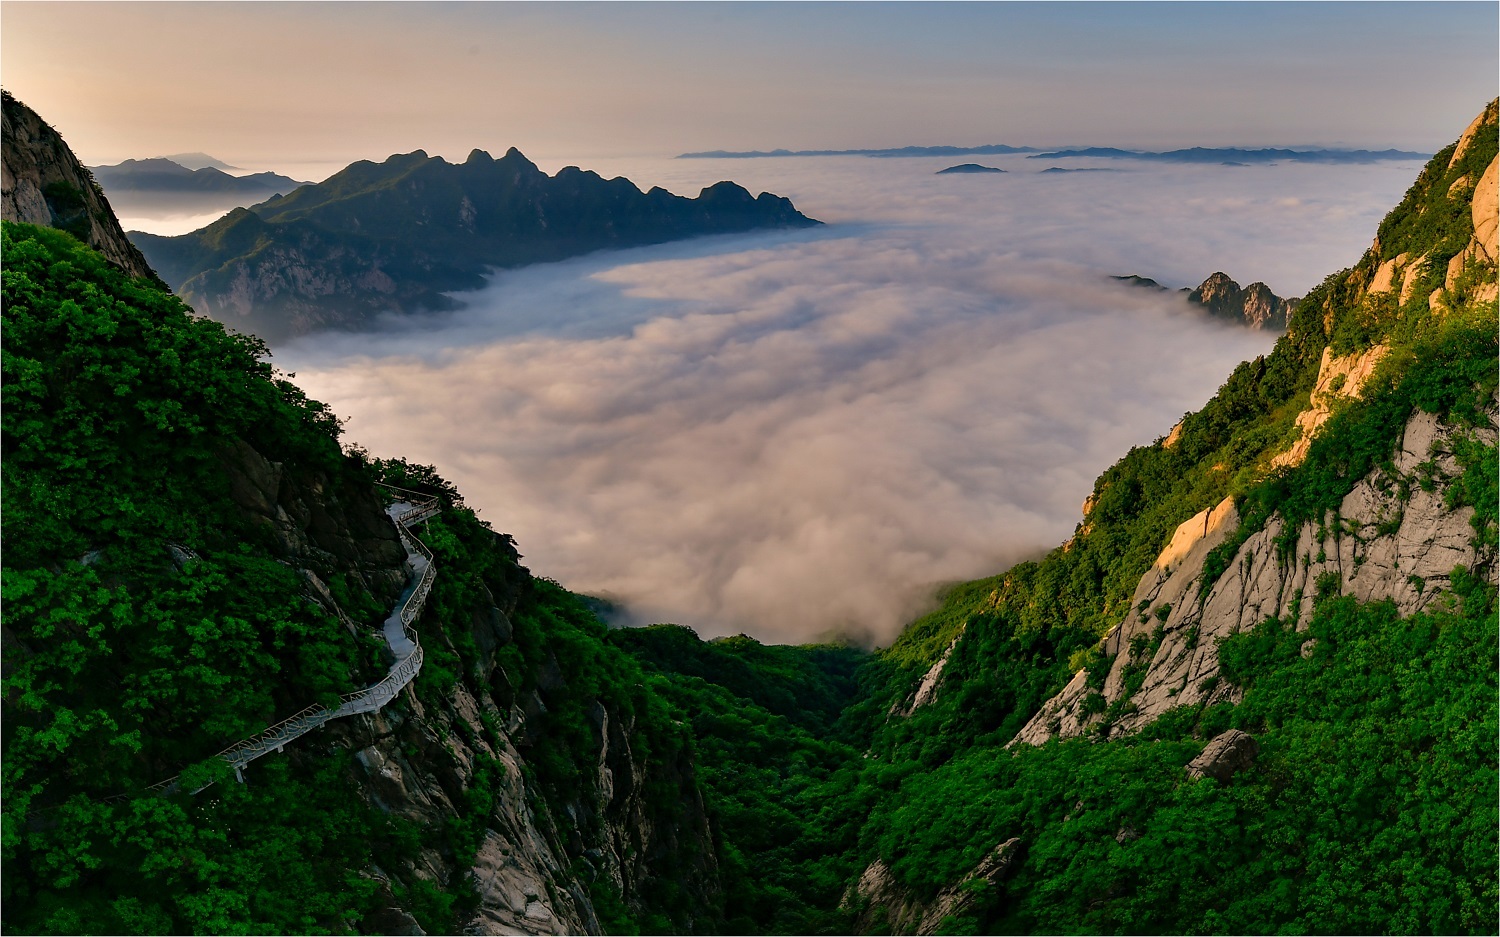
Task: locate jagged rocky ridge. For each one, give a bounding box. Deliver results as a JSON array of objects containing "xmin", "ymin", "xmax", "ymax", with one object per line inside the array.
[
  {"xmin": 131, "ymin": 148, "xmax": 820, "ymax": 343},
  {"xmin": 1115, "ymin": 271, "xmax": 1297, "ymax": 329}
]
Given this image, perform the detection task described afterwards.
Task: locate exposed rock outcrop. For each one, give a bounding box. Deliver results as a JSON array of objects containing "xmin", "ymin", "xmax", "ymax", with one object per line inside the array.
[
  {"xmin": 847, "ymin": 838, "xmax": 1021, "ymax": 935},
  {"xmin": 891, "ymin": 628, "xmax": 964, "ymax": 716},
  {"xmin": 1113, "ymin": 271, "xmax": 1296, "ymax": 329},
  {"xmin": 1448, "ymin": 99, "xmax": 1497, "ymax": 170},
  {"xmin": 1442, "ymin": 149, "xmax": 1499, "ymax": 305},
  {"xmin": 1270, "ymin": 343, "xmax": 1389, "ymax": 470},
  {"xmin": 1, "ymin": 90, "xmax": 159, "ymax": 282},
  {"xmin": 917, "ymin": 838, "xmax": 1021, "ymax": 933},
  {"xmin": 1185, "ymin": 729, "xmax": 1259, "ymax": 781},
  {"xmin": 1014, "ymin": 405, "xmax": 1497, "ymax": 746},
  {"xmin": 220, "ymin": 438, "xmax": 409, "ymax": 604}
]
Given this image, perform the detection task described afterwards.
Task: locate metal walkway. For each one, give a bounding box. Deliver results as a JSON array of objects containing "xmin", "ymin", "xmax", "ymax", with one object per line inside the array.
[{"xmin": 144, "ymin": 486, "xmax": 441, "ymax": 794}]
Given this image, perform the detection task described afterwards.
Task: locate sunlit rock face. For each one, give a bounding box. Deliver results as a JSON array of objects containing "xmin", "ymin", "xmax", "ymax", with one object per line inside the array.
[{"xmin": 1014, "ymin": 404, "xmax": 1498, "ymax": 747}]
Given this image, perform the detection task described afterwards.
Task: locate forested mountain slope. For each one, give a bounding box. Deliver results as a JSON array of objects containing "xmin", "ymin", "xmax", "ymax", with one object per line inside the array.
[
  {"xmin": 1, "ymin": 220, "xmax": 745, "ymax": 934},
  {"xmin": 1, "ymin": 96, "xmax": 841, "ymax": 937}
]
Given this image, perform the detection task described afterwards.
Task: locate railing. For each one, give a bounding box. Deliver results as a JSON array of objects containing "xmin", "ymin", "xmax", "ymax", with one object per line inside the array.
[{"xmin": 128, "ymin": 489, "xmax": 443, "ymax": 796}]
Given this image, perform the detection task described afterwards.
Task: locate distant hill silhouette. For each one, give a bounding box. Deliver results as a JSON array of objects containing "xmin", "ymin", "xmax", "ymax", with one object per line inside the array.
[
  {"xmin": 159, "ymin": 152, "xmax": 242, "ymax": 171},
  {"xmin": 936, "ymin": 164, "xmax": 1005, "ymax": 174},
  {"xmin": 91, "ymin": 158, "xmax": 308, "ymax": 197}
]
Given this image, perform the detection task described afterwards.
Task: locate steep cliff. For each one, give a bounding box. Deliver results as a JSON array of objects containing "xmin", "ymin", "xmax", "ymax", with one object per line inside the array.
[
  {"xmin": 1010, "ymin": 98, "xmax": 1498, "ymax": 746},
  {"xmin": 1, "ymin": 90, "xmax": 160, "ymax": 283},
  {"xmin": 1014, "ymin": 403, "xmax": 1496, "ymax": 745}
]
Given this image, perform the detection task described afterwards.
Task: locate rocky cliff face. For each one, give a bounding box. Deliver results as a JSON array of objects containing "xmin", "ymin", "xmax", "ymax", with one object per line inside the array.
[
  {"xmin": 324, "ymin": 658, "xmax": 719, "ymax": 935},
  {"xmin": 1005, "ymin": 100, "xmax": 1500, "ymax": 749},
  {"xmin": 1, "ymin": 91, "xmax": 159, "ymax": 283},
  {"xmin": 1113, "ymin": 271, "xmax": 1296, "ymax": 329},
  {"xmin": 1354, "ymin": 99, "xmax": 1497, "ymax": 318},
  {"xmin": 1013, "ymin": 403, "xmax": 1497, "ymax": 746},
  {"xmin": 847, "ymin": 839, "xmax": 1021, "ymax": 936},
  {"xmin": 220, "ymin": 438, "xmax": 409, "ymax": 606}
]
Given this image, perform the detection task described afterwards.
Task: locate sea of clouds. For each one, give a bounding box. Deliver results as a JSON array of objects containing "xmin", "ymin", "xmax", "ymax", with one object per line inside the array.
[{"xmin": 272, "ymin": 153, "xmax": 1423, "ymax": 645}]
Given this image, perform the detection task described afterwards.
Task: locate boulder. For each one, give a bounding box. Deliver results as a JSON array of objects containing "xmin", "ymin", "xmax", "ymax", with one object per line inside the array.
[{"xmin": 1185, "ymin": 729, "xmax": 1259, "ymax": 782}]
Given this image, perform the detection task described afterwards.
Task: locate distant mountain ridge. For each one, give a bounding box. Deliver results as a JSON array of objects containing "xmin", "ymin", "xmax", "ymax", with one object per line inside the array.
[
  {"xmin": 680, "ymin": 143, "xmax": 1430, "ymax": 162},
  {"xmin": 678, "ymin": 144, "xmax": 1039, "ymax": 159},
  {"xmin": 1030, "ymin": 145, "xmax": 1429, "ymax": 164},
  {"xmin": 132, "ymin": 147, "xmax": 820, "ymax": 343},
  {"xmin": 90, "ymin": 158, "xmax": 308, "ymax": 197}
]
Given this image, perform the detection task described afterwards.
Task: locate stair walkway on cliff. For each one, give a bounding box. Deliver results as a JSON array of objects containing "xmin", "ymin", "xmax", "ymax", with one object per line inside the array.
[{"xmin": 142, "ymin": 487, "xmax": 440, "ymax": 794}]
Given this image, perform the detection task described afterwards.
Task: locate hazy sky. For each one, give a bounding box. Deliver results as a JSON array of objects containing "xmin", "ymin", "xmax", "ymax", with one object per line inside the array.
[{"xmin": 3, "ymin": 2, "xmax": 1496, "ymax": 173}]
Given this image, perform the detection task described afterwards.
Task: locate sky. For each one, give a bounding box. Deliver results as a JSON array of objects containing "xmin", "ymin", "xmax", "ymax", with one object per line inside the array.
[{"xmin": 2, "ymin": 2, "xmax": 1496, "ymax": 176}]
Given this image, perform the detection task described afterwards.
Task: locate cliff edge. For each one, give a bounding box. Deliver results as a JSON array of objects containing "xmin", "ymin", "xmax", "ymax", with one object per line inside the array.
[{"xmin": 1, "ymin": 90, "xmax": 160, "ymax": 283}]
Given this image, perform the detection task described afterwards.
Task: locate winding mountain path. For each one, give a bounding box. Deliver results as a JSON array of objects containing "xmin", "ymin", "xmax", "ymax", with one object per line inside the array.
[{"xmin": 148, "ymin": 487, "xmax": 441, "ymax": 794}]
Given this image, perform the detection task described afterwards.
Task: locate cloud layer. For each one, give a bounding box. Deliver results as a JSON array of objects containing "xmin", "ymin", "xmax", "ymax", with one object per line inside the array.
[{"xmin": 280, "ymin": 155, "xmax": 1420, "ymax": 644}]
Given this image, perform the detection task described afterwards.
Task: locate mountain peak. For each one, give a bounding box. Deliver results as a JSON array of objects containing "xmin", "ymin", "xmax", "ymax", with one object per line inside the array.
[{"xmin": 1188, "ymin": 271, "xmax": 1295, "ymax": 329}]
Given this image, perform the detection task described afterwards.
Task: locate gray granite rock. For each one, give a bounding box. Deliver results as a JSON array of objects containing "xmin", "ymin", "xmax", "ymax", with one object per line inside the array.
[{"xmin": 1186, "ymin": 729, "xmax": 1259, "ymax": 782}]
